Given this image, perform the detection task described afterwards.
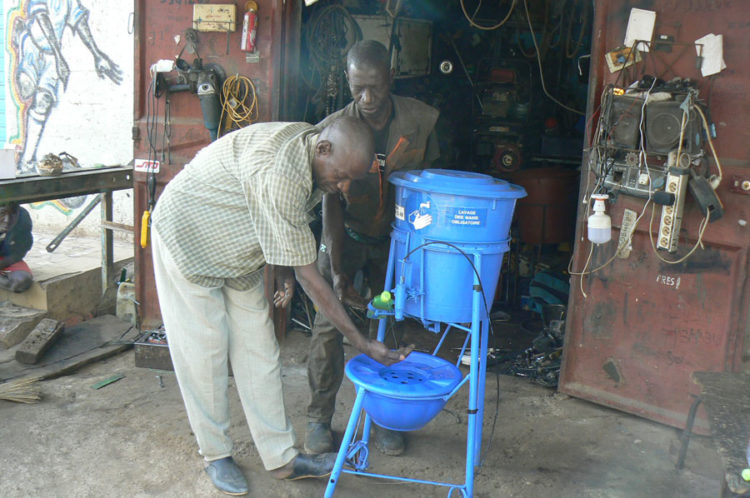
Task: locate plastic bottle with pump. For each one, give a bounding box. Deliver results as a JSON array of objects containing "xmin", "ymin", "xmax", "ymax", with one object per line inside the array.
[{"xmin": 588, "ymin": 194, "xmax": 612, "ymax": 244}]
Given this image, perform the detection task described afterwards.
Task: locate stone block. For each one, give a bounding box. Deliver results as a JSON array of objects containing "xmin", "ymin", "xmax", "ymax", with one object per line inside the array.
[
  {"xmin": 0, "ymin": 301, "xmax": 47, "ymax": 348},
  {"xmin": 15, "ymin": 318, "xmax": 65, "ymax": 364}
]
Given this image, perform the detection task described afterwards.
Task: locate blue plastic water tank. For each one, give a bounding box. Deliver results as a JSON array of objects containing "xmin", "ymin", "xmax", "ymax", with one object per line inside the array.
[{"xmin": 389, "ymin": 169, "xmax": 526, "ymax": 323}]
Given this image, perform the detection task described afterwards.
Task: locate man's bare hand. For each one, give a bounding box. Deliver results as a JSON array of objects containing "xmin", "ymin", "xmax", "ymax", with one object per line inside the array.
[
  {"xmin": 333, "ymin": 275, "xmax": 368, "ymax": 310},
  {"xmin": 364, "ymin": 340, "xmax": 415, "ymax": 366},
  {"xmin": 273, "ymin": 267, "xmax": 295, "ymax": 308}
]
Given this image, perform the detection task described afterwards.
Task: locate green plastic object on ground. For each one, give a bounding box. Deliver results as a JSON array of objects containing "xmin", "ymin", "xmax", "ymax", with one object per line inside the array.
[{"xmin": 91, "ymin": 374, "xmax": 125, "ymax": 390}]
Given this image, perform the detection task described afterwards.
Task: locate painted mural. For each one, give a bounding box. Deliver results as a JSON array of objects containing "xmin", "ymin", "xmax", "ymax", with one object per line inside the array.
[
  {"xmin": 3, "ymin": 0, "xmax": 134, "ymax": 233},
  {"xmin": 8, "ymin": 0, "xmax": 122, "ymax": 175}
]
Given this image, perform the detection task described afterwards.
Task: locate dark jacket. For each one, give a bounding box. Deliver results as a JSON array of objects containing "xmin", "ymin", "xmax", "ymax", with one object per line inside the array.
[
  {"xmin": 318, "ymin": 95, "xmax": 440, "ymax": 237},
  {"xmin": 0, "ymin": 206, "xmax": 33, "ymax": 270}
]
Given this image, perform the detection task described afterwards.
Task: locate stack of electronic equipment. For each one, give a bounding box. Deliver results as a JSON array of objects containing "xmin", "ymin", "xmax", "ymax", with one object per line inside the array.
[{"xmin": 591, "ymin": 77, "xmax": 722, "ymax": 253}]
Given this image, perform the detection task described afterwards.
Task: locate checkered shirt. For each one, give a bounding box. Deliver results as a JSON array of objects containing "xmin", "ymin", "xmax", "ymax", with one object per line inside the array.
[{"xmin": 152, "ymin": 122, "xmax": 322, "ymax": 290}]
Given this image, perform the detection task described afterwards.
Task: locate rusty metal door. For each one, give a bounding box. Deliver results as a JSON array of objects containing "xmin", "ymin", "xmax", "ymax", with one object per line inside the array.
[
  {"xmin": 132, "ymin": 0, "xmax": 301, "ymax": 332},
  {"xmin": 560, "ymin": 0, "xmax": 750, "ymax": 434}
]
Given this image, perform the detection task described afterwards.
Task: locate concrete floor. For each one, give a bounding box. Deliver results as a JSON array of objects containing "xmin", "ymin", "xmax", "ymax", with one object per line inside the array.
[
  {"xmin": 0, "ymin": 232, "xmax": 726, "ymax": 497},
  {"xmin": 0, "ymin": 326, "xmax": 723, "ymax": 498}
]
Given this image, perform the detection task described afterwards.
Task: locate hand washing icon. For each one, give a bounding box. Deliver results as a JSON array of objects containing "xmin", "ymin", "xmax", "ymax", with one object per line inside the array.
[{"xmin": 409, "ymin": 201, "xmax": 432, "ymax": 230}]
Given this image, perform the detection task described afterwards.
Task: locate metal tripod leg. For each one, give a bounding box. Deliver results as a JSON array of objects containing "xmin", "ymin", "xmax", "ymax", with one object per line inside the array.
[
  {"xmin": 463, "ymin": 252, "xmax": 484, "ymax": 497},
  {"xmin": 475, "ymin": 318, "xmax": 489, "ymax": 465},
  {"xmin": 325, "ymin": 387, "xmax": 367, "ymax": 498}
]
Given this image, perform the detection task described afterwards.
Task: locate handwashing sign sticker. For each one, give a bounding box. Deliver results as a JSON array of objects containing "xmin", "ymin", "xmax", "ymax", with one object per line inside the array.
[
  {"xmin": 409, "ymin": 201, "xmax": 432, "ymax": 230},
  {"xmin": 447, "ymin": 207, "xmax": 486, "ymax": 227}
]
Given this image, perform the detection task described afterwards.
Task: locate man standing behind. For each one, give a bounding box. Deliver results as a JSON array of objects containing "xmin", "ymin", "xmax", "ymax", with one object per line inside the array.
[
  {"xmin": 151, "ymin": 117, "xmax": 411, "ymax": 496},
  {"xmin": 306, "ymin": 40, "xmax": 440, "ymax": 456}
]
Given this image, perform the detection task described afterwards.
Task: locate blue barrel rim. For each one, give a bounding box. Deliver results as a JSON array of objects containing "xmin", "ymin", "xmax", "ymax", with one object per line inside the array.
[
  {"xmin": 390, "ymin": 169, "xmax": 527, "ymax": 199},
  {"xmin": 346, "ymin": 352, "xmax": 463, "ymax": 399}
]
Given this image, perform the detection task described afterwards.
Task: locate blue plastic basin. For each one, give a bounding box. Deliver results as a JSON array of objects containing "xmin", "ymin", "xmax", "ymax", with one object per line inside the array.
[{"xmin": 346, "ymin": 352, "xmax": 463, "ymax": 431}]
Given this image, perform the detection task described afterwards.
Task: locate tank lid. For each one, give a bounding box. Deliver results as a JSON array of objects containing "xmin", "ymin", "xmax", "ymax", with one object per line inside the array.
[{"xmin": 390, "ymin": 169, "xmax": 526, "ymax": 199}]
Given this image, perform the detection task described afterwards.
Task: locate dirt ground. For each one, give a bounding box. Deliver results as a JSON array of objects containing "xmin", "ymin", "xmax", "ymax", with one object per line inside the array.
[{"xmin": 0, "ymin": 320, "xmax": 725, "ymax": 498}]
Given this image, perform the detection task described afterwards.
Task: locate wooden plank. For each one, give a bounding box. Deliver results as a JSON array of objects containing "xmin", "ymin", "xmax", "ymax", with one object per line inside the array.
[
  {"xmin": 15, "ymin": 319, "xmax": 64, "ymax": 365},
  {"xmin": 0, "ymin": 315, "xmax": 137, "ymax": 383}
]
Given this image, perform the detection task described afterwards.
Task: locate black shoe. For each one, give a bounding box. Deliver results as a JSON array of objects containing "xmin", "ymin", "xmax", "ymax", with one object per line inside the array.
[
  {"xmin": 304, "ymin": 421, "xmax": 334, "ymax": 454},
  {"xmin": 284, "ymin": 453, "xmax": 338, "ymax": 480},
  {"xmin": 373, "ymin": 424, "xmax": 406, "ymax": 456},
  {"xmin": 205, "ymin": 457, "xmax": 249, "ymax": 496}
]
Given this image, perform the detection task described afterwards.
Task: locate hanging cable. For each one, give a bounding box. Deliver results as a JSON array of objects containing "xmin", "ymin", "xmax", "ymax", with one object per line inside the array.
[
  {"xmin": 564, "ymin": 0, "xmax": 589, "ymax": 59},
  {"xmin": 568, "ymin": 80, "xmax": 657, "ymax": 290},
  {"xmin": 522, "ymin": 0, "xmax": 584, "ymax": 115},
  {"xmin": 142, "ymin": 73, "xmax": 160, "ymax": 248},
  {"xmin": 400, "ymin": 239, "xmax": 501, "ymax": 467},
  {"xmin": 460, "ymin": 0, "xmax": 516, "ymax": 31},
  {"xmin": 218, "ymin": 74, "xmax": 258, "ymax": 137},
  {"xmin": 695, "ymin": 104, "xmax": 723, "ymax": 186}
]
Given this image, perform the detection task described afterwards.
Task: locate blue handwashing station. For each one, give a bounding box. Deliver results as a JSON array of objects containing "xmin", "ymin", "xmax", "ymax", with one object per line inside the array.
[{"xmin": 325, "ymin": 169, "xmax": 526, "ymax": 497}]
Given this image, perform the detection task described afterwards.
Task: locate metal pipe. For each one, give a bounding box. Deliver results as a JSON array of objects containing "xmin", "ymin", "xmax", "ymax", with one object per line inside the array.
[
  {"xmin": 448, "ymin": 37, "xmax": 484, "ymax": 113},
  {"xmin": 46, "ymin": 194, "xmax": 101, "ymax": 252}
]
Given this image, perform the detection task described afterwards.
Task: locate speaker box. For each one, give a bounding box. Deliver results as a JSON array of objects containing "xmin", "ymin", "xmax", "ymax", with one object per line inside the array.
[
  {"xmin": 646, "ymin": 100, "xmax": 697, "ymax": 155},
  {"xmin": 608, "ymin": 96, "xmax": 643, "ymax": 149}
]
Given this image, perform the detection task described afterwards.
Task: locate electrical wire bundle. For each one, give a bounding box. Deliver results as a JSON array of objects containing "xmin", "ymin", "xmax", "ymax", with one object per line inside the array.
[
  {"xmin": 218, "ymin": 74, "xmax": 258, "ymax": 137},
  {"xmin": 141, "ymin": 73, "xmax": 161, "ymax": 249},
  {"xmin": 570, "ymin": 77, "xmax": 724, "ymax": 297},
  {"xmin": 460, "ymin": 0, "xmax": 516, "ymax": 31}
]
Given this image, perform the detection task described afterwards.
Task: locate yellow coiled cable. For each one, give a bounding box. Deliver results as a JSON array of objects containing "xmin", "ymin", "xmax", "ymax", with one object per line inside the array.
[{"xmin": 219, "ymin": 74, "xmax": 258, "ymax": 137}]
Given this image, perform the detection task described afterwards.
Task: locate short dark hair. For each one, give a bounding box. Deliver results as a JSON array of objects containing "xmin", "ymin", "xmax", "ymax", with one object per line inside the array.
[
  {"xmin": 346, "ymin": 40, "xmax": 390, "ymax": 73},
  {"xmin": 321, "ymin": 115, "xmax": 374, "ymax": 167}
]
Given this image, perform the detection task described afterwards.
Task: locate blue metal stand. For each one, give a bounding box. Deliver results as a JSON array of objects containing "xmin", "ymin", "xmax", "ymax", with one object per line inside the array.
[{"xmin": 324, "ymin": 237, "xmax": 493, "ymax": 497}]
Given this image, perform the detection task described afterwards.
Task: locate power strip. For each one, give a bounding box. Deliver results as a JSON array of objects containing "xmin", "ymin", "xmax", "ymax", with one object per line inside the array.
[{"xmin": 657, "ymin": 166, "xmax": 689, "ymax": 252}]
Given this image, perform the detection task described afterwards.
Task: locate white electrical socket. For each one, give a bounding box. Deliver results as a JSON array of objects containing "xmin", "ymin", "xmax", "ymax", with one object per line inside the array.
[{"xmin": 657, "ymin": 168, "xmax": 689, "ymax": 252}]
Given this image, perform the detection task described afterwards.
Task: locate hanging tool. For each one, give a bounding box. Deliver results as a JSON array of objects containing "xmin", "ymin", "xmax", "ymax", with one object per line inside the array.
[{"xmin": 156, "ymin": 58, "xmax": 224, "ymax": 141}]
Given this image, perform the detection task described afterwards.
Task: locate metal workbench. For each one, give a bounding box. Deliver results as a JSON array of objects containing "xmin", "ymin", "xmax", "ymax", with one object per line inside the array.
[{"xmin": 0, "ymin": 166, "xmax": 134, "ymax": 293}]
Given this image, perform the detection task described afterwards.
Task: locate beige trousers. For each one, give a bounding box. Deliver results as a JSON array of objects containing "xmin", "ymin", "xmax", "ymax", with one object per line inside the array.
[{"xmin": 151, "ymin": 226, "xmax": 297, "ymax": 470}]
